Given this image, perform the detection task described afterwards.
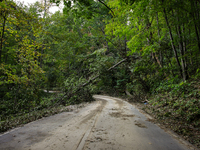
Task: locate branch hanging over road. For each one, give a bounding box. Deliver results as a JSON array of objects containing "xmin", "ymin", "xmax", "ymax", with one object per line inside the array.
[
  {"xmin": 54, "ymin": 58, "xmax": 127, "ymax": 105},
  {"xmin": 107, "ymin": 58, "xmax": 127, "ymax": 71},
  {"xmin": 74, "ymin": 58, "xmax": 127, "ymax": 92},
  {"xmin": 98, "ymin": 0, "xmax": 115, "ymax": 17}
]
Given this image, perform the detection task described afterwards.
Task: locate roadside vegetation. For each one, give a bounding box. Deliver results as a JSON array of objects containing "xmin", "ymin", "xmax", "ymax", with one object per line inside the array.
[
  {"xmin": 0, "ymin": 0, "xmax": 199, "ymax": 147},
  {"xmin": 130, "ymin": 77, "xmax": 200, "ymax": 148}
]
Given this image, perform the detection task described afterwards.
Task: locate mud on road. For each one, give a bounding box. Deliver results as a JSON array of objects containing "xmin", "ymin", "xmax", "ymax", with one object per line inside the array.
[{"xmin": 0, "ymin": 95, "xmax": 193, "ymax": 150}]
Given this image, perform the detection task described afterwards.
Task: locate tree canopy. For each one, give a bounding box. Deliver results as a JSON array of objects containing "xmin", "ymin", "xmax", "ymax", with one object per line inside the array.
[{"xmin": 0, "ymin": 0, "xmax": 200, "ymax": 147}]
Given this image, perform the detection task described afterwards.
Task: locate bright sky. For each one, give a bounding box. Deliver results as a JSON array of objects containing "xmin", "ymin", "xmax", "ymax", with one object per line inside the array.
[{"xmin": 15, "ymin": 0, "xmax": 63, "ymax": 14}]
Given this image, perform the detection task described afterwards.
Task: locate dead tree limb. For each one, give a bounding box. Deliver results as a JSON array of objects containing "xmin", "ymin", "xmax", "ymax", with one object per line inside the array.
[
  {"xmin": 53, "ymin": 58, "xmax": 127, "ymax": 105},
  {"xmin": 107, "ymin": 58, "xmax": 127, "ymax": 71},
  {"xmin": 75, "ymin": 58, "xmax": 127, "ymax": 92}
]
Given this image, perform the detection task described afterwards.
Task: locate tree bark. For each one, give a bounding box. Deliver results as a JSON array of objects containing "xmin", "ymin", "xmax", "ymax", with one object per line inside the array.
[
  {"xmin": 156, "ymin": 11, "xmax": 163, "ymax": 67},
  {"xmin": 43, "ymin": 0, "xmax": 47, "ymax": 18},
  {"xmin": 190, "ymin": 0, "xmax": 200, "ymax": 53},
  {"xmin": 0, "ymin": 15, "xmax": 7, "ymax": 63},
  {"xmin": 175, "ymin": 8, "xmax": 188, "ymax": 81},
  {"xmin": 182, "ymin": 25, "xmax": 189, "ymax": 77},
  {"xmin": 176, "ymin": 25, "xmax": 188, "ymax": 80},
  {"xmin": 98, "ymin": 0, "xmax": 115, "ymax": 17},
  {"xmin": 163, "ymin": 7, "xmax": 183, "ymax": 78},
  {"xmin": 125, "ymin": 90, "xmax": 134, "ymax": 98}
]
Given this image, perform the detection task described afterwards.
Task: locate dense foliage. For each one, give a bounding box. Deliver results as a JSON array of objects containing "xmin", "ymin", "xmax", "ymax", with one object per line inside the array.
[{"xmin": 0, "ymin": 0, "xmax": 199, "ymax": 146}]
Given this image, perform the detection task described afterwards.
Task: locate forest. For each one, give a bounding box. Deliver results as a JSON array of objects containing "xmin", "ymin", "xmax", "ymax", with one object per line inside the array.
[{"xmin": 0, "ymin": 0, "xmax": 200, "ymax": 148}]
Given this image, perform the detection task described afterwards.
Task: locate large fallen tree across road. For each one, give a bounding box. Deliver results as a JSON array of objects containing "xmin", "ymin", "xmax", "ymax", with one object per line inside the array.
[{"xmin": 53, "ymin": 58, "xmax": 127, "ymax": 106}]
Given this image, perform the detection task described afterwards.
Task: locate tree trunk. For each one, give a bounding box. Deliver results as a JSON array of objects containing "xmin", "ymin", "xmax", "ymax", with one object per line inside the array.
[
  {"xmin": 193, "ymin": 16, "xmax": 200, "ymax": 53},
  {"xmin": 43, "ymin": 0, "xmax": 47, "ymax": 18},
  {"xmin": 177, "ymin": 24, "xmax": 188, "ymax": 81},
  {"xmin": 40, "ymin": 0, "xmax": 47, "ymax": 67},
  {"xmin": 182, "ymin": 25, "xmax": 189, "ymax": 77},
  {"xmin": 54, "ymin": 58, "xmax": 127, "ymax": 105},
  {"xmin": 156, "ymin": 11, "xmax": 163, "ymax": 67},
  {"xmin": 163, "ymin": 7, "xmax": 183, "ymax": 78},
  {"xmin": 188, "ymin": 29, "xmax": 193, "ymax": 65},
  {"xmin": 0, "ymin": 15, "xmax": 6, "ymax": 63},
  {"xmin": 155, "ymin": 54, "xmax": 162, "ymax": 68},
  {"xmin": 175, "ymin": 8, "xmax": 188, "ymax": 81},
  {"xmin": 190, "ymin": 0, "xmax": 200, "ymax": 53}
]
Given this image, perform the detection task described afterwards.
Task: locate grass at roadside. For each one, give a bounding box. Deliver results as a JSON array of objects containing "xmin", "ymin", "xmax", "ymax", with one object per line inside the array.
[
  {"xmin": 0, "ymin": 92, "xmax": 90, "ymax": 133},
  {"xmin": 127, "ymin": 79, "xmax": 200, "ymax": 148},
  {"xmin": 142, "ymin": 102, "xmax": 200, "ymax": 148},
  {"xmin": 126, "ymin": 100, "xmax": 200, "ymax": 149}
]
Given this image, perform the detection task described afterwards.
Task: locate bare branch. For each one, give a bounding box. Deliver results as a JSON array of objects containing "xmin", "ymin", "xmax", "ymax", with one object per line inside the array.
[{"xmin": 98, "ymin": 0, "xmax": 115, "ymax": 17}]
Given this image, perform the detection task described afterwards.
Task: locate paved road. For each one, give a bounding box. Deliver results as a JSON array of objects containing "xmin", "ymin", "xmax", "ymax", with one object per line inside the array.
[{"xmin": 0, "ymin": 95, "xmax": 192, "ymax": 150}]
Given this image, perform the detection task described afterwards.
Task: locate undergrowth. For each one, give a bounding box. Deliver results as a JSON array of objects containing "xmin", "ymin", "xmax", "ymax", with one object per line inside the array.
[
  {"xmin": 142, "ymin": 78, "xmax": 200, "ymax": 148},
  {"xmin": 0, "ymin": 98, "xmax": 89, "ymax": 133},
  {"xmin": 0, "ymin": 89, "xmax": 94, "ymax": 133}
]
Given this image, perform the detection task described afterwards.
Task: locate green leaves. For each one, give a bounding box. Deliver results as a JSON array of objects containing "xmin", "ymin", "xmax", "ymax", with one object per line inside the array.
[
  {"xmin": 50, "ymin": 0, "xmax": 61, "ymax": 6},
  {"xmin": 0, "ymin": 1, "xmax": 48, "ymax": 118},
  {"xmin": 64, "ymin": 0, "xmax": 71, "ymax": 7}
]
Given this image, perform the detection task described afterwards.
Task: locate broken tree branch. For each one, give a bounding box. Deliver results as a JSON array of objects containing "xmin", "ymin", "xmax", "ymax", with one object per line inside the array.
[
  {"xmin": 107, "ymin": 58, "xmax": 127, "ymax": 71},
  {"xmin": 98, "ymin": 0, "xmax": 115, "ymax": 17},
  {"xmin": 68, "ymin": 58, "xmax": 127, "ymax": 95},
  {"xmin": 54, "ymin": 58, "xmax": 127, "ymax": 105}
]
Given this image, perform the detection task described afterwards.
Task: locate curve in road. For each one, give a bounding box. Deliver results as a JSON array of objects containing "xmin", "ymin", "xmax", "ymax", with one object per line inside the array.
[{"xmin": 0, "ymin": 95, "xmax": 193, "ymax": 150}]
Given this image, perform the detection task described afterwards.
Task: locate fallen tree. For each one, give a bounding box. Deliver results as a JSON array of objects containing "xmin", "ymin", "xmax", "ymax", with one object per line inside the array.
[{"xmin": 53, "ymin": 58, "xmax": 127, "ymax": 106}]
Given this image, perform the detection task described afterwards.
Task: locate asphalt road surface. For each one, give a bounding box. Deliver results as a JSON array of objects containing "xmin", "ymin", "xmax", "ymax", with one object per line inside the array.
[{"xmin": 0, "ymin": 95, "xmax": 193, "ymax": 150}]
